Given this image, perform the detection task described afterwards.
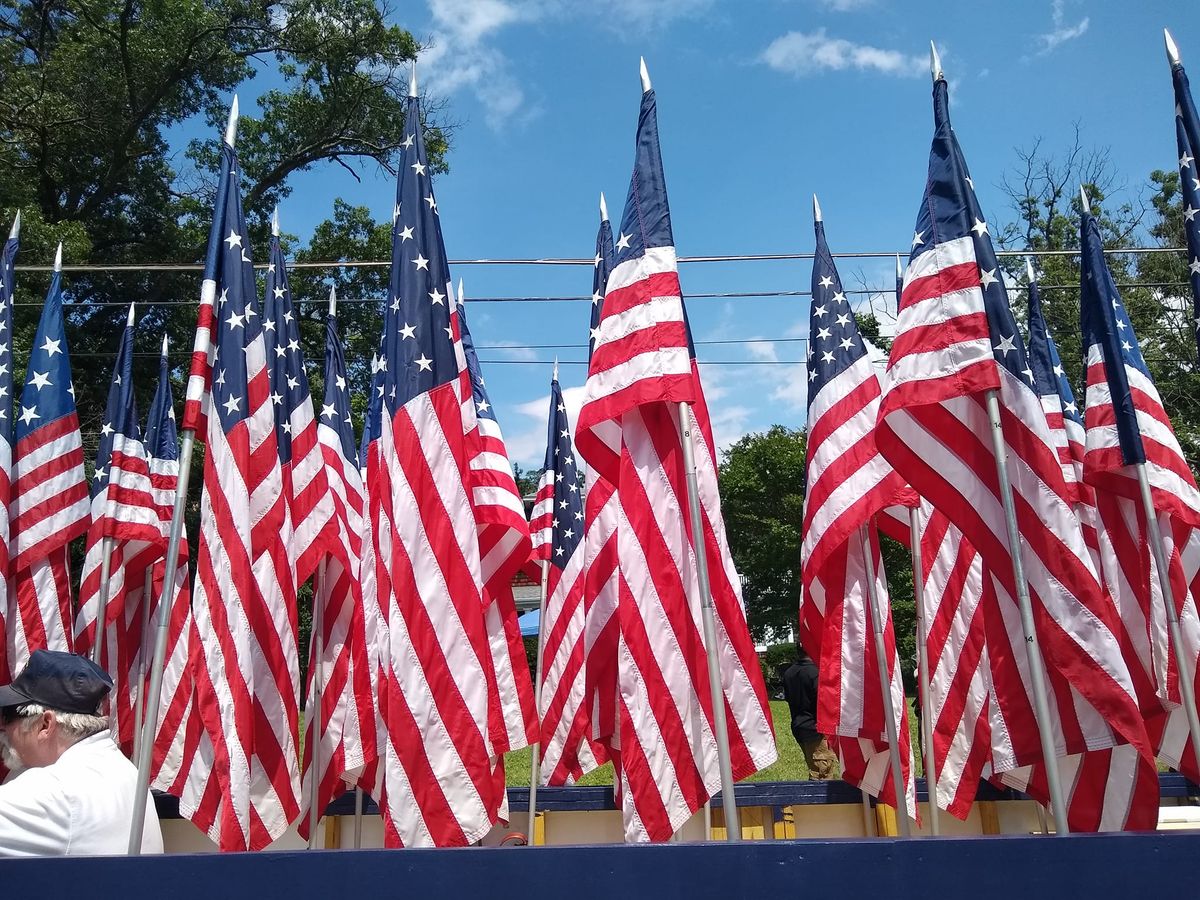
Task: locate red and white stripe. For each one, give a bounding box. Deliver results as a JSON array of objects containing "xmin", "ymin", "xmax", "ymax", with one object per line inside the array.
[
  {"xmin": 180, "ymin": 329, "xmax": 300, "ymax": 851},
  {"xmin": 296, "ymin": 415, "xmax": 378, "ymax": 842},
  {"xmin": 576, "ymin": 246, "xmax": 777, "ymax": 842},
  {"xmin": 9, "ymin": 412, "xmax": 89, "ymax": 670},
  {"xmin": 181, "ymin": 279, "xmax": 216, "ymax": 434}
]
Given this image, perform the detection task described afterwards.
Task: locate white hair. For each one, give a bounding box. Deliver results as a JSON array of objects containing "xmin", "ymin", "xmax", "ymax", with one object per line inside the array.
[{"xmin": 12, "ymin": 703, "xmax": 109, "ymax": 743}]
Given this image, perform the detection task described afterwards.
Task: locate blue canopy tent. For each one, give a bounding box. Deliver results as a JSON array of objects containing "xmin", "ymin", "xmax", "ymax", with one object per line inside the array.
[{"xmin": 517, "ymin": 608, "xmax": 540, "ymax": 638}]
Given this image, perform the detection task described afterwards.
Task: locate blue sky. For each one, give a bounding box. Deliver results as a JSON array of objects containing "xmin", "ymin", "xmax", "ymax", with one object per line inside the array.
[{"xmin": 248, "ymin": 0, "xmax": 1198, "ymax": 468}]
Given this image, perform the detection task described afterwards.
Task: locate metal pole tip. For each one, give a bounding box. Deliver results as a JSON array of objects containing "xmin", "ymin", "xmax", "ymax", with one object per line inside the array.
[
  {"xmin": 53, "ymin": 242, "xmax": 63, "ymax": 272},
  {"xmin": 639, "ymin": 57, "xmax": 652, "ymax": 92},
  {"xmin": 224, "ymin": 95, "xmax": 239, "ymax": 147},
  {"xmin": 127, "ymin": 302, "xmax": 136, "ymax": 327},
  {"xmin": 1079, "ymin": 185, "xmax": 1092, "ymax": 214},
  {"xmin": 8, "ymin": 209, "xmax": 19, "ymax": 240},
  {"xmin": 1166, "ymin": 28, "xmax": 1182, "ymax": 67},
  {"xmin": 328, "ymin": 285, "xmax": 337, "ymax": 317},
  {"xmin": 930, "ymin": 41, "xmax": 944, "ymax": 82},
  {"xmin": 271, "ymin": 206, "xmax": 280, "ymax": 237},
  {"xmin": 812, "ymin": 194, "xmax": 822, "ymax": 223},
  {"xmin": 552, "ymin": 356, "xmax": 559, "ymax": 383},
  {"xmin": 161, "ymin": 333, "xmax": 170, "ymax": 356},
  {"xmin": 1025, "ymin": 257, "xmax": 1036, "ymax": 284},
  {"xmin": 409, "ymin": 60, "xmax": 418, "ymax": 98},
  {"xmin": 599, "ymin": 192, "xmax": 608, "ymax": 223}
]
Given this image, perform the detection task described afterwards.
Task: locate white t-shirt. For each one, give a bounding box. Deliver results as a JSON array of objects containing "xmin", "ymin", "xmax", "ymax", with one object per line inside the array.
[{"xmin": 0, "ymin": 730, "xmax": 164, "ymax": 856}]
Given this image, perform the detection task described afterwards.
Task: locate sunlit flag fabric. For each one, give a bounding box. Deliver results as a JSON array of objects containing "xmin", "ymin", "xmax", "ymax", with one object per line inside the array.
[
  {"xmin": 296, "ymin": 310, "xmax": 377, "ymax": 842},
  {"xmin": 534, "ymin": 375, "xmax": 596, "ymax": 785},
  {"xmin": 876, "ymin": 75, "xmax": 1151, "ymax": 800},
  {"xmin": 141, "ymin": 337, "xmax": 201, "ymax": 796},
  {"xmin": 1170, "ymin": 50, "xmax": 1200, "ymax": 363},
  {"xmin": 457, "ymin": 295, "xmax": 537, "ymax": 772},
  {"xmin": 75, "ymin": 306, "xmax": 161, "ymax": 753},
  {"xmin": 365, "ymin": 88, "xmax": 501, "ymax": 847},
  {"xmin": 1079, "ymin": 204, "xmax": 1200, "ymax": 786},
  {"xmin": 1009, "ymin": 268, "xmax": 1160, "ymax": 831},
  {"xmin": 581, "ymin": 208, "xmax": 621, "ymax": 770},
  {"xmin": 262, "ymin": 226, "xmax": 337, "ymax": 585},
  {"xmin": 178, "ymin": 135, "xmax": 300, "ymax": 851},
  {"xmin": 799, "ymin": 211, "xmax": 917, "ymax": 823},
  {"xmin": 0, "ymin": 220, "xmax": 16, "ymax": 681},
  {"xmin": 575, "ymin": 80, "xmax": 776, "ymax": 843},
  {"xmin": 9, "ymin": 255, "xmax": 88, "ymax": 671}
]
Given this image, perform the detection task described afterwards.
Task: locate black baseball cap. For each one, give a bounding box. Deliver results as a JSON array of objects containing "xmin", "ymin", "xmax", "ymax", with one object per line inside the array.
[{"xmin": 0, "ymin": 650, "xmax": 113, "ymax": 715}]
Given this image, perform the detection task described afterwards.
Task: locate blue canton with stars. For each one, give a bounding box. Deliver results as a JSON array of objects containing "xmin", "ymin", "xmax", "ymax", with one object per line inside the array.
[
  {"xmin": 613, "ymin": 89, "xmax": 674, "ymax": 269},
  {"xmin": 321, "ymin": 313, "xmax": 357, "ymax": 464},
  {"xmin": 144, "ymin": 337, "xmax": 179, "ymax": 464},
  {"xmin": 17, "ymin": 265, "xmax": 79, "ymax": 442},
  {"xmin": 456, "ymin": 294, "xmax": 495, "ymax": 422},
  {"xmin": 91, "ymin": 308, "xmax": 140, "ymax": 496},
  {"xmin": 380, "ymin": 92, "xmax": 458, "ymax": 416},
  {"xmin": 588, "ymin": 213, "xmax": 615, "ymax": 361},
  {"xmin": 1080, "ymin": 208, "xmax": 1150, "ymax": 466},
  {"xmin": 807, "ymin": 216, "xmax": 868, "ymax": 410},
  {"xmin": 263, "ymin": 228, "xmax": 315, "ymax": 463},
  {"xmin": 0, "ymin": 225, "xmax": 16, "ymax": 445},
  {"xmin": 1026, "ymin": 274, "xmax": 1082, "ymax": 426},
  {"xmin": 911, "ymin": 78, "xmax": 1034, "ymax": 388},
  {"xmin": 1171, "ymin": 55, "xmax": 1200, "ymax": 362},
  {"xmin": 209, "ymin": 143, "xmax": 265, "ymax": 437},
  {"xmin": 541, "ymin": 377, "xmax": 583, "ymax": 568}
]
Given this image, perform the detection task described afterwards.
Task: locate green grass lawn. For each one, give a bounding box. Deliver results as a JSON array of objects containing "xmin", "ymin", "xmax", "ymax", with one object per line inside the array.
[{"xmin": 504, "ymin": 699, "xmax": 927, "ymax": 786}]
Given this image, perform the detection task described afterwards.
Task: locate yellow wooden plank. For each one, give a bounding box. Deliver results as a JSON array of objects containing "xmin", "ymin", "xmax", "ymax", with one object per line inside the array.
[
  {"xmin": 324, "ymin": 815, "xmax": 342, "ymax": 849},
  {"xmin": 978, "ymin": 801, "xmax": 1000, "ymax": 835},
  {"xmin": 875, "ymin": 802, "xmax": 899, "ymax": 837}
]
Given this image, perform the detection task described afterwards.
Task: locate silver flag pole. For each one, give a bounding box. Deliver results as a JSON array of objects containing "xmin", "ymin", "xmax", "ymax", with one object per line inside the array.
[
  {"xmin": 907, "ymin": 507, "xmax": 940, "ymax": 836},
  {"xmin": 307, "ymin": 558, "xmax": 327, "ymax": 849},
  {"xmin": 676, "ymin": 401, "xmax": 740, "ymax": 841}
]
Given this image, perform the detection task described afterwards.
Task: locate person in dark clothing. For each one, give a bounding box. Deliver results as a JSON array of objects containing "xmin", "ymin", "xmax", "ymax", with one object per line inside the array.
[{"xmin": 781, "ymin": 646, "xmax": 837, "ymax": 779}]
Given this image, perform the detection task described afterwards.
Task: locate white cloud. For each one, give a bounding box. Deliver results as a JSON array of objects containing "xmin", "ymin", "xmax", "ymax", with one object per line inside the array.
[
  {"xmin": 1036, "ymin": 0, "xmax": 1088, "ymax": 55},
  {"xmin": 505, "ymin": 382, "xmax": 586, "ymax": 467},
  {"xmin": 760, "ymin": 29, "xmax": 926, "ymax": 78},
  {"xmin": 485, "ymin": 340, "xmax": 540, "ymax": 362},
  {"xmin": 818, "ymin": 0, "xmax": 874, "ymax": 10}
]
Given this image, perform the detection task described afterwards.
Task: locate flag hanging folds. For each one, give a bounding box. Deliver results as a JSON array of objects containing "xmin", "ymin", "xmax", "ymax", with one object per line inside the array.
[
  {"xmin": 580, "ymin": 205, "xmax": 621, "ymax": 770},
  {"xmin": 296, "ymin": 307, "xmax": 378, "ymax": 842},
  {"xmin": 1170, "ymin": 45, "xmax": 1200, "ymax": 363},
  {"xmin": 1080, "ymin": 203, "xmax": 1200, "ymax": 786},
  {"xmin": 179, "ymin": 128, "xmax": 300, "ymax": 851},
  {"xmin": 1010, "ymin": 266, "xmax": 1160, "ymax": 831},
  {"xmin": 262, "ymin": 222, "xmax": 337, "ymax": 584},
  {"xmin": 575, "ymin": 75, "xmax": 776, "ymax": 842},
  {"xmin": 365, "ymin": 86, "xmax": 501, "ymax": 848},
  {"xmin": 457, "ymin": 293, "xmax": 537, "ymax": 769},
  {"xmin": 9, "ymin": 250, "xmax": 89, "ymax": 671},
  {"xmin": 140, "ymin": 336, "xmax": 201, "ymax": 796},
  {"xmin": 74, "ymin": 305, "xmax": 161, "ymax": 753},
  {"xmin": 876, "ymin": 74, "xmax": 1152, "ymax": 800},
  {"xmin": 799, "ymin": 206, "xmax": 917, "ymax": 822},
  {"xmin": 0, "ymin": 218, "xmax": 17, "ymax": 681},
  {"xmin": 533, "ymin": 374, "xmax": 596, "ymax": 785}
]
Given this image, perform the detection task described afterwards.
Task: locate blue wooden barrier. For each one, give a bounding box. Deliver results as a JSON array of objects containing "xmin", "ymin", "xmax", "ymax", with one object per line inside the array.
[{"xmin": 1, "ymin": 832, "xmax": 1197, "ymax": 899}]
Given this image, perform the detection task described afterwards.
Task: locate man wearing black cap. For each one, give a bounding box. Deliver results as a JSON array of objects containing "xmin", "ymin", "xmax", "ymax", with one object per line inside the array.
[{"xmin": 0, "ymin": 649, "xmax": 163, "ymax": 855}]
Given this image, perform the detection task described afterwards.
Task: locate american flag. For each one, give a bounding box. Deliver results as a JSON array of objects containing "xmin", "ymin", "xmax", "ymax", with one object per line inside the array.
[
  {"xmin": 457, "ymin": 292, "xmax": 537, "ymax": 771},
  {"xmin": 263, "ymin": 221, "xmax": 337, "ymax": 584},
  {"xmin": 365, "ymin": 86, "xmax": 501, "ymax": 847},
  {"xmin": 1170, "ymin": 45, "xmax": 1200, "ymax": 363},
  {"xmin": 533, "ymin": 374, "xmax": 596, "ymax": 785},
  {"xmin": 1079, "ymin": 202, "xmax": 1200, "ymax": 787},
  {"xmin": 178, "ymin": 135, "xmax": 300, "ymax": 851},
  {"xmin": 580, "ymin": 201, "xmax": 621, "ymax": 769},
  {"xmin": 0, "ymin": 215, "xmax": 17, "ymax": 681},
  {"xmin": 876, "ymin": 74, "xmax": 1151, "ymax": 803},
  {"xmin": 74, "ymin": 305, "xmax": 161, "ymax": 753},
  {"xmin": 574, "ymin": 73, "xmax": 776, "ymax": 842},
  {"xmin": 9, "ymin": 246, "xmax": 89, "ymax": 671},
  {"xmin": 140, "ymin": 336, "xmax": 201, "ymax": 796},
  {"xmin": 296, "ymin": 303, "xmax": 378, "ymax": 842},
  {"xmin": 799, "ymin": 205, "xmax": 917, "ymax": 823},
  {"xmin": 1007, "ymin": 264, "xmax": 1160, "ymax": 831}
]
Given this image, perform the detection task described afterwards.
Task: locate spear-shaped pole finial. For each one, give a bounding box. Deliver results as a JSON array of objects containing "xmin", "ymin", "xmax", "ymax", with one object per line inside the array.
[
  {"xmin": 553, "ymin": 356, "xmax": 559, "ymax": 383},
  {"xmin": 599, "ymin": 192, "xmax": 608, "ymax": 223},
  {"xmin": 930, "ymin": 41, "xmax": 944, "ymax": 82},
  {"xmin": 409, "ymin": 60, "xmax": 418, "ymax": 98},
  {"xmin": 161, "ymin": 333, "xmax": 170, "ymax": 357},
  {"xmin": 812, "ymin": 194, "xmax": 822, "ymax": 224},
  {"xmin": 271, "ymin": 206, "xmax": 280, "ymax": 237},
  {"xmin": 895, "ymin": 253, "xmax": 903, "ymax": 281},
  {"xmin": 1166, "ymin": 28, "xmax": 1182, "ymax": 67},
  {"xmin": 53, "ymin": 242, "xmax": 63, "ymax": 272},
  {"xmin": 1025, "ymin": 256, "xmax": 1036, "ymax": 284},
  {"xmin": 8, "ymin": 210, "xmax": 19, "ymax": 241},
  {"xmin": 127, "ymin": 302, "xmax": 136, "ymax": 327},
  {"xmin": 328, "ymin": 285, "xmax": 337, "ymax": 317},
  {"xmin": 224, "ymin": 95, "xmax": 239, "ymax": 147},
  {"xmin": 457, "ymin": 278, "xmax": 464, "ymax": 308},
  {"xmin": 640, "ymin": 57, "xmax": 652, "ymax": 93},
  {"xmin": 1079, "ymin": 185, "xmax": 1092, "ymax": 215}
]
